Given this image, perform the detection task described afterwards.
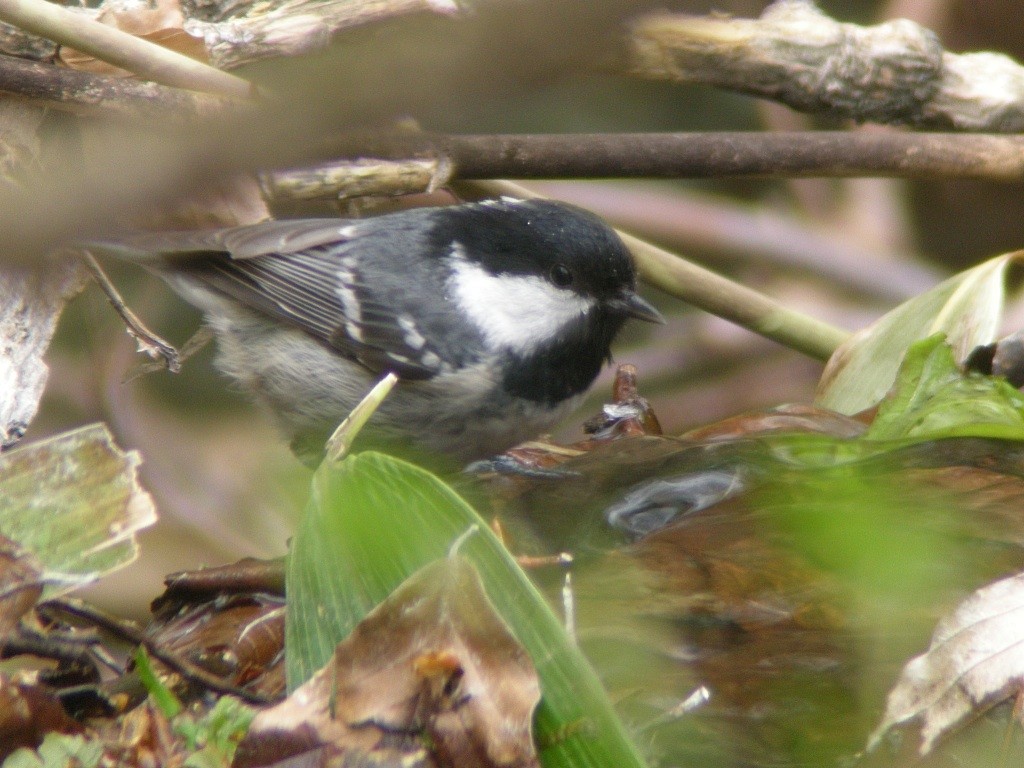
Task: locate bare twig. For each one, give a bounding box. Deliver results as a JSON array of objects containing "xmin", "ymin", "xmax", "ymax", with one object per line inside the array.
[
  {"xmin": 40, "ymin": 597, "xmax": 272, "ymax": 705},
  {"xmin": 0, "ymin": 0, "xmax": 251, "ymax": 98},
  {"xmin": 308, "ymin": 131, "xmax": 1024, "ymax": 183},
  {"xmin": 82, "ymin": 252, "xmax": 181, "ymax": 373},
  {"xmin": 124, "ymin": 327, "xmax": 212, "ymax": 382},
  {"xmin": 626, "ymin": 0, "xmax": 1024, "ymax": 132},
  {"xmin": 160, "ymin": 559, "xmax": 286, "ymax": 601}
]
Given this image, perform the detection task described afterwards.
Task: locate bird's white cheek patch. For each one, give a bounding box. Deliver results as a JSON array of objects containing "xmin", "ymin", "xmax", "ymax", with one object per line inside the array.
[{"xmin": 448, "ymin": 255, "xmax": 594, "ymax": 353}]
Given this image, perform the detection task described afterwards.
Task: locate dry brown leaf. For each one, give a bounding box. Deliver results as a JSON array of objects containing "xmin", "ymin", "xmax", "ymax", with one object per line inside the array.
[
  {"xmin": 868, "ymin": 571, "xmax": 1024, "ymax": 754},
  {"xmin": 148, "ymin": 592, "xmax": 286, "ymax": 700},
  {"xmin": 680, "ymin": 403, "xmax": 869, "ymax": 442},
  {"xmin": 234, "ymin": 556, "xmax": 540, "ymax": 768},
  {"xmin": 0, "ymin": 536, "xmax": 43, "ymax": 641},
  {"xmin": 97, "ymin": 700, "xmax": 178, "ymax": 767},
  {"xmin": 0, "ymin": 675, "xmax": 85, "ymax": 762}
]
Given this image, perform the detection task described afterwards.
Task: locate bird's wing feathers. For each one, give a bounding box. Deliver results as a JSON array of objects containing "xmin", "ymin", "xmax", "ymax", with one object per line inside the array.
[
  {"xmin": 91, "ymin": 218, "xmax": 453, "ymax": 378},
  {"xmin": 177, "ymin": 243, "xmax": 444, "ymax": 380},
  {"xmin": 91, "ymin": 219, "xmax": 360, "ymax": 261},
  {"xmin": 202, "ymin": 251, "xmax": 343, "ymax": 339},
  {"xmin": 213, "ymin": 220, "xmax": 362, "ymax": 259}
]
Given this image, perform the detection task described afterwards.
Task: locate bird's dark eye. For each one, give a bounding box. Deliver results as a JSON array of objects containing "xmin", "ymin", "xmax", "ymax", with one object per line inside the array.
[{"xmin": 550, "ymin": 263, "xmax": 573, "ymax": 288}]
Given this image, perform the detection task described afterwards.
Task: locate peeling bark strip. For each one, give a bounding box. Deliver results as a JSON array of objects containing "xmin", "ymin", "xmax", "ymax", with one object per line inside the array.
[
  {"xmin": 627, "ymin": 0, "xmax": 1024, "ymax": 132},
  {"xmin": 0, "ymin": 262, "xmax": 86, "ymax": 448},
  {"xmin": 264, "ymin": 157, "xmax": 448, "ymax": 201},
  {"xmin": 187, "ymin": 0, "xmax": 464, "ymax": 70}
]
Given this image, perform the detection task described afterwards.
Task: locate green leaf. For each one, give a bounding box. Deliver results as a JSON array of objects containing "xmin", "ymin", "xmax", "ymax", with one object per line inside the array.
[
  {"xmin": 134, "ymin": 646, "xmax": 182, "ymax": 719},
  {"xmin": 816, "ymin": 252, "xmax": 1018, "ymax": 414},
  {"xmin": 179, "ymin": 696, "xmax": 256, "ymax": 768},
  {"xmin": 3, "ymin": 734, "xmax": 103, "ymax": 768},
  {"xmin": 0, "ymin": 423, "xmax": 156, "ymax": 588},
  {"xmin": 866, "ymin": 335, "xmax": 1024, "ymax": 441},
  {"xmin": 286, "ymin": 451, "xmax": 648, "ymax": 768}
]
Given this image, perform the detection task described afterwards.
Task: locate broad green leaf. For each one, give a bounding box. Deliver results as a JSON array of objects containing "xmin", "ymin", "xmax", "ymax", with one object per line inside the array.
[
  {"xmin": 286, "ymin": 451, "xmax": 648, "ymax": 768},
  {"xmin": 0, "ymin": 423, "xmax": 156, "ymax": 588},
  {"xmin": 816, "ymin": 252, "xmax": 1019, "ymax": 414},
  {"xmin": 866, "ymin": 335, "xmax": 1024, "ymax": 441}
]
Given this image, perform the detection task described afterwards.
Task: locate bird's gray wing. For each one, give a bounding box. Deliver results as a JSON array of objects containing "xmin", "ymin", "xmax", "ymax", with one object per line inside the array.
[
  {"xmin": 172, "ymin": 241, "xmax": 447, "ymax": 380},
  {"xmin": 86, "ymin": 218, "xmax": 362, "ymax": 261},
  {"xmin": 89, "ymin": 217, "xmax": 453, "ymax": 379}
]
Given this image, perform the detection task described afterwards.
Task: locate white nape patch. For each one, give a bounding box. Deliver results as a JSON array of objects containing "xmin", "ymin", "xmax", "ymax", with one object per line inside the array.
[
  {"xmin": 334, "ymin": 265, "xmax": 363, "ymax": 341},
  {"xmin": 448, "ymin": 244, "xmax": 594, "ymax": 353},
  {"xmin": 479, "ymin": 196, "xmax": 523, "ymax": 208},
  {"xmin": 397, "ymin": 314, "xmax": 427, "ymax": 350}
]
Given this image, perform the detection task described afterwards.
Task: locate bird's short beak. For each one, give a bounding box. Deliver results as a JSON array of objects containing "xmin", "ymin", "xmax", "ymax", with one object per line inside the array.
[{"xmin": 609, "ymin": 290, "xmax": 665, "ymax": 324}]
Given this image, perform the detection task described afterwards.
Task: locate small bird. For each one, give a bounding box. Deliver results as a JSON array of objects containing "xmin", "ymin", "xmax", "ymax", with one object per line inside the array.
[{"xmin": 89, "ymin": 198, "xmax": 663, "ymax": 464}]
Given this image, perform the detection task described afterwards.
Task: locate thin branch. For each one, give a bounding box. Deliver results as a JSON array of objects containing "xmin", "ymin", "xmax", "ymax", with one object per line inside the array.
[
  {"xmin": 0, "ymin": 0, "xmax": 251, "ymax": 98},
  {"xmin": 124, "ymin": 327, "xmax": 211, "ymax": 382},
  {"xmin": 625, "ymin": 230, "xmax": 850, "ymax": 361},
  {"xmin": 160, "ymin": 559, "xmax": 286, "ymax": 601},
  {"xmin": 0, "ymin": 59, "xmax": 1014, "ymax": 184},
  {"xmin": 300, "ymin": 131, "xmax": 1024, "ymax": 185},
  {"xmin": 458, "ymin": 180, "xmax": 851, "ymax": 362}
]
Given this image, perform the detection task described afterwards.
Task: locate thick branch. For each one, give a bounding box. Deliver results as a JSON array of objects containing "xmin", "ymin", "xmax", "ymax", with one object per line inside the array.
[
  {"xmin": 627, "ymin": 0, "xmax": 1024, "ymax": 132},
  {"xmin": 4, "ymin": 0, "xmax": 1024, "ymax": 137},
  {"xmin": 186, "ymin": 0, "xmax": 463, "ymax": 70},
  {"xmin": 0, "ymin": 53, "xmax": 228, "ymax": 119}
]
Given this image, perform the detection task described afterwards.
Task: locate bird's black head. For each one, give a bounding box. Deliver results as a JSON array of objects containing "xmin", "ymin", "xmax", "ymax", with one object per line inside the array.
[
  {"xmin": 435, "ymin": 198, "xmax": 636, "ymax": 301},
  {"xmin": 434, "ymin": 198, "xmax": 662, "ymax": 405}
]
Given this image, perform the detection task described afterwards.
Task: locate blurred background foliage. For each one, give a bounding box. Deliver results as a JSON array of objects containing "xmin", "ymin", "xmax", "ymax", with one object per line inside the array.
[{"xmin": 26, "ymin": 0, "xmax": 1024, "ymax": 623}]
